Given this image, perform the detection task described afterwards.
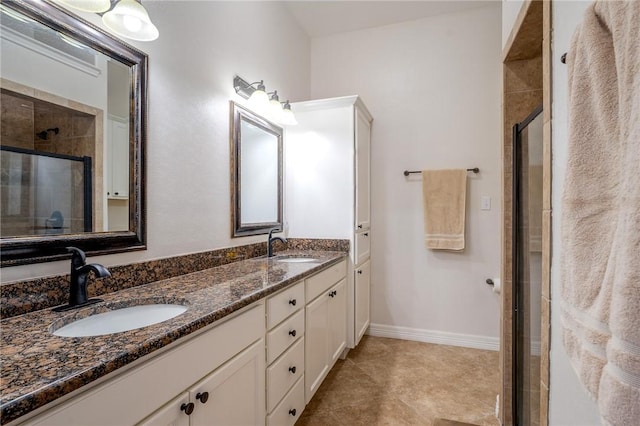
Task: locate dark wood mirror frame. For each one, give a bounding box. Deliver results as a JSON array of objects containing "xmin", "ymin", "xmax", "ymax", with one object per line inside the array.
[
  {"xmin": 0, "ymin": 0, "xmax": 147, "ymax": 267},
  {"xmin": 230, "ymin": 101, "xmax": 283, "ymax": 237}
]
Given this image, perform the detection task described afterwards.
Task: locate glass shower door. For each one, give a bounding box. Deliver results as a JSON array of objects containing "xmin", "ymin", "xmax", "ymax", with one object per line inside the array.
[{"xmin": 513, "ymin": 105, "xmax": 543, "ymax": 426}]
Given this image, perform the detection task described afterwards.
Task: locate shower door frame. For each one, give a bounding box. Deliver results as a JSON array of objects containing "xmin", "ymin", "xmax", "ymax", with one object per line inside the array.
[
  {"xmin": 0, "ymin": 145, "xmax": 93, "ymax": 234},
  {"xmin": 512, "ymin": 103, "xmax": 543, "ymax": 426}
]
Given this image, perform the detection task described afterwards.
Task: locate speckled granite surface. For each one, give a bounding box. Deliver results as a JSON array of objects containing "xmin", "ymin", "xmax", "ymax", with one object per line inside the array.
[
  {"xmin": 1, "ymin": 238, "xmax": 349, "ymax": 318},
  {"xmin": 0, "ymin": 249, "xmax": 347, "ymax": 424}
]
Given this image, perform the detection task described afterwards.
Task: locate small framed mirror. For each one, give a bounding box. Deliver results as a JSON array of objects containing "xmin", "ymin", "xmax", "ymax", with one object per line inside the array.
[
  {"xmin": 0, "ymin": 0, "xmax": 147, "ymax": 266},
  {"xmin": 230, "ymin": 101, "xmax": 283, "ymax": 237}
]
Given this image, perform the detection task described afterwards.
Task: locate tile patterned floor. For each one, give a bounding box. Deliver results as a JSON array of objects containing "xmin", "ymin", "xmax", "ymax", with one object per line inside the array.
[{"xmin": 296, "ymin": 336, "xmax": 500, "ymax": 426}]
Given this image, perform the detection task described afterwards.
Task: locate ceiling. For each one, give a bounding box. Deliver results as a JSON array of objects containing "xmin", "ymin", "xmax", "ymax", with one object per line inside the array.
[{"xmin": 283, "ymin": 1, "xmax": 499, "ymax": 38}]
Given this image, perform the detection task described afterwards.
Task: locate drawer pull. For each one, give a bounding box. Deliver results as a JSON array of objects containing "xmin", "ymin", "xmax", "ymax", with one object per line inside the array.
[
  {"xmin": 357, "ymin": 270, "xmax": 362, "ymax": 274},
  {"xmin": 196, "ymin": 392, "xmax": 209, "ymax": 404},
  {"xmin": 289, "ymin": 408, "xmax": 297, "ymax": 417},
  {"xmin": 364, "ymin": 233, "xmax": 369, "ymax": 237},
  {"xmin": 329, "ymin": 290, "xmax": 337, "ymax": 297},
  {"xmin": 289, "ymin": 329, "xmax": 297, "ymax": 337},
  {"xmin": 358, "ymin": 224, "xmax": 363, "ymax": 229},
  {"xmin": 288, "ymin": 299, "xmax": 297, "ymax": 306},
  {"xmin": 181, "ymin": 402, "xmax": 195, "ymax": 415},
  {"xmin": 289, "ymin": 366, "xmax": 297, "ymax": 374}
]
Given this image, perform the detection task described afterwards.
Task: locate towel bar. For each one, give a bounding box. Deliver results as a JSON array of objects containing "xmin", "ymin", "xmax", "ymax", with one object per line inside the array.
[{"xmin": 403, "ymin": 168, "xmax": 479, "ymax": 177}]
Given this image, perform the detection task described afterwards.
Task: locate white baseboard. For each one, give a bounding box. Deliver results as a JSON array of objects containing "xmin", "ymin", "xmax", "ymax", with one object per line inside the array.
[{"xmin": 367, "ymin": 323, "xmax": 500, "ymax": 351}]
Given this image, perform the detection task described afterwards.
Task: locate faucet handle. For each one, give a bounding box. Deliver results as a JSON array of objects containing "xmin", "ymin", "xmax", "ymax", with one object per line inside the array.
[{"xmin": 66, "ymin": 247, "xmax": 87, "ymax": 267}]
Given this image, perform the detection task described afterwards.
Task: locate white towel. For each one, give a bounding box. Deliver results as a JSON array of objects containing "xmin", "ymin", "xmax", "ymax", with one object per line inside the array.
[
  {"xmin": 422, "ymin": 169, "xmax": 467, "ymax": 251},
  {"xmin": 560, "ymin": 2, "xmax": 640, "ymax": 425}
]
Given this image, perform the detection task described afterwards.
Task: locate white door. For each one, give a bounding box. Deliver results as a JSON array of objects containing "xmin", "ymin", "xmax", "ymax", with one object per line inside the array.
[
  {"xmin": 304, "ymin": 293, "xmax": 330, "ymax": 403},
  {"xmin": 137, "ymin": 393, "xmax": 191, "ymax": 426},
  {"xmin": 328, "ymin": 279, "xmax": 347, "ymax": 363},
  {"xmin": 188, "ymin": 340, "xmax": 265, "ymax": 426},
  {"xmin": 354, "ymin": 260, "xmax": 371, "ymax": 345},
  {"xmin": 108, "ymin": 119, "xmax": 129, "ymax": 198},
  {"xmin": 354, "ymin": 107, "xmax": 371, "ymax": 231}
]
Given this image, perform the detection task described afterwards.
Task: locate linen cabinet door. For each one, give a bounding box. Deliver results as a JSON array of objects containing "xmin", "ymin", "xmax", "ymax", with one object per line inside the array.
[
  {"xmin": 355, "ymin": 107, "xmax": 371, "ymax": 231},
  {"xmin": 137, "ymin": 393, "xmax": 190, "ymax": 426},
  {"xmin": 305, "ymin": 293, "xmax": 330, "ymax": 403},
  {"xmin": 354, "ymin": 260, "xmax": 371, "ymax": 345},
  {"xmin": 328, "ymin": 279, "xmax": 347, "ymax": 363},
  {"xmin": 188, "ymin": 340, "xmax": 265, "ymax": 426}
]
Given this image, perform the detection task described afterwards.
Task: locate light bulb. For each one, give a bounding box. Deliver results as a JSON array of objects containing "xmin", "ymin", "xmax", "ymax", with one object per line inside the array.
[
  {"xmin": 102, "ymin": 0, "xmax": 159, "ymax": 42},
  {"xmin": 123, "ymin": 15, "xmax": 142, "ymax": 32}
]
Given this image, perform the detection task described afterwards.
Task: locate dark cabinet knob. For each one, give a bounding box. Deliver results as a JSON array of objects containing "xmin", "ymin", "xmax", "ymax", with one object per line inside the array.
[
  {"xmin": 358, "ymin": 224, "xmax": 363, "ymax": 229},
  {"xmin": 289, "ymin": 329, "xmax": 297, "ymax": 337},
  {"xmin": 181, "ymin": 402, "xmax": 195, "ymax": 415},
  {"xmin": 114, "ymin": 192, "xmax": 119, "ymax": 196},
  {"xmin": 289, "ymin": 299, "xmax": 297, "ymax": 306},
  {"xmin": 289, "ymin": 408, "xmax": 297, "ymax": 417},
  {"xmin": 364, "ymin": 233, "xmax": 369, "ymax": 237},
  {"xmin": 329, "ymin": 291, "xmax": 334, "ymax": 298},
  {"xmin": 196, "ymin": 392, "xmax": 209, "ymax": 404},
  {"xmin": 329, "ymin": 290, "xmax": 337, "ymax": 297},
  {"xmin": 357, "ymin": 270, "xmax": 363, "ymax": 274},
  {"xmin": 289, "ymin": 366, "xmax": 297, "ymax": 374}
]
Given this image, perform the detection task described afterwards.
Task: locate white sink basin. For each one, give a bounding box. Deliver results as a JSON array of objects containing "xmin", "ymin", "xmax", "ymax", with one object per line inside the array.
[
  {"xmin": 53, "ymin": 304, "xmax": 188, "ymax": 337},
  {"xmin": 274, "ymin": 256, "xmax": 320, "ymax": 263}
]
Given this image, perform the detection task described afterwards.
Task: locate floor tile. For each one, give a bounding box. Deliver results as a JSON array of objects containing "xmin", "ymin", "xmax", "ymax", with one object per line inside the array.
[{"xmin": 297, "ymin": 336, "xmax": 499, "ymax": 426}]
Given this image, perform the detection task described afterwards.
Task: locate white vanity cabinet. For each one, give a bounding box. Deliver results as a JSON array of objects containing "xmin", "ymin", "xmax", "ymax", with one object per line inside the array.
[
  {"xmin": 265, "ymin": 281, "xmax": 305, "ymax": 426},
  {"xmin": 106, "ymin": 117, "xmax": 129, "ymax": 199},
  {"xmin": 304, "ymin": 260, "xmax": 347, "ymax": 403},
  {"xmin": 23, "ymin": 304, "xmax": 265, "ymax": 426},
  {"xmin": 139, "ymin": 340, "xmax": 264, "ymax": 426},
  {"xmin": 287, "ymin": 96, "xmax": 373, "ymax": 349}
]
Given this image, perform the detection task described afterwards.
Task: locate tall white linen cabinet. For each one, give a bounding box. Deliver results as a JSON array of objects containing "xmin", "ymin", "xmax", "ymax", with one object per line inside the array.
[{"xmin": 286, "ymin": 96, "xmax": 372, "ymax": 349}]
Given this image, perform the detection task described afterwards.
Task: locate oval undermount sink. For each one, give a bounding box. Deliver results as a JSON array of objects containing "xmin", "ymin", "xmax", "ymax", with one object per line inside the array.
[
  {"xmin": 53, "ymin": 304, "xmax": 188, "ymax": 337},
  {"xmin": 274, "ymin": 256, "xmax": 320, "ymax": 263}
]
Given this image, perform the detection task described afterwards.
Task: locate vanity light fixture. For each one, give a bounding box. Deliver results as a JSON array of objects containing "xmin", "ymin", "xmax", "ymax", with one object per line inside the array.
[
  {"xmin": 54, "ymin": 0, "xmax": 159, "ymax": 41},
  {"xmin": 102, "ymin": 0, "xmax": 159, "ymax": 41},
  {"xmin": 281, "ymin": 101, "xmax": 298, "ymax": 126},
  {"xmin": 56, "ymin": 0, "xmax": 111, "ymax": 13},
  {"xmin": 269, "ymin": 91, "xmax": 284, "ymax": 120},
  {"xmin": 233, "ymin": 75, "xmax": 297, "ymax": 125}
]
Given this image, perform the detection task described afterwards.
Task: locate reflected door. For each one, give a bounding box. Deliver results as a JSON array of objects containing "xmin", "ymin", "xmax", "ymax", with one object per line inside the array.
[{"xmin": 513, "ymin": 105, "xmax": 543, "ymax": 426}]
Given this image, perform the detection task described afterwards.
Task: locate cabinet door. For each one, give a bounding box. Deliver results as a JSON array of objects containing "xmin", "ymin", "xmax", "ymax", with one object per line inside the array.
[
  {"xmin": 188, "ymin": 339, "xmax": 265, "ymax": 426},
  {"xmin": 355, "ymin": 230, "xmax": 371, "ymax": 266},
  {"xmin": 305, "ymin": 293, "xmax": 330, "ymax": 403},
  {"xmin": 137, "ymin": 393, "xmax": 190, "ymax": 426},
  {"xmin": 328, "ymin": 279, "xmax": 347, "ymax": 363},
  {"xmin": 355, "ymin": 107, "xmax": 371, "ymax": 231},
  {"xmin": 108, "ymin": 119, "xmax": 129, "ymax": 198},
  {"xmin": 354, "ymin": 260, "xmax": 371, "ymax": 345}
]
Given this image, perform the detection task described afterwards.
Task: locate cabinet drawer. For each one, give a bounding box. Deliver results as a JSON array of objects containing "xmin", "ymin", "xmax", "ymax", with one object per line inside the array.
[
  {"xmin": 267, "ymin": 281, "xmax": 304, "ymax": 329},
  {"xmin": 306, "ymin": 260, "xmax": 347, "ymax": 303},
  {"xmin": 355, "ymin": 231, "xmax": 371, "ymax": 265},
  {"xmin": 266, "ymin": 376, "xmax": 305, "ymax": 426},
  {"xmin": 267, "ymin": 337, "xmax": 304, "ymax": 413},
  {"xmin": 267, "ymin": 309, "xmax": 304, "ymax": 364}
]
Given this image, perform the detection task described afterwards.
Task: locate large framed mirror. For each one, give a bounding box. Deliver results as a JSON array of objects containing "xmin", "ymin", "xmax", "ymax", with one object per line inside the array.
[
  {"xmin": 230, "ymin": 101, "xmax": 283, "ymax": 237},
  {"xmin": 0, "ymin": 0, "xmax": 147, "ymax": 266}
]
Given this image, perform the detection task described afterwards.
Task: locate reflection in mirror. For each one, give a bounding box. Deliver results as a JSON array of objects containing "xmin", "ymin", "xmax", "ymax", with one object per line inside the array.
[
  {"xmin": 0, "ymin": 0, "xmax": 147, "ymax": 266},
  {"xmin": 230, "ymin": 102, "xmax": 283, "ymax": 237},
  {"xmin": 513, "ymin": 105, "xmax": 543, "ymax": 425}
]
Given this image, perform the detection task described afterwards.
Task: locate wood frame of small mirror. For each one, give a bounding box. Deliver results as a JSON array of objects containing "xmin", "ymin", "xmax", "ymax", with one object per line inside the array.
[
  {"xmin": 230, "ymin": 101, "xmax": 283, "ymax": 237},
  {"xmin": 0, "ymin": 0, "xmax": 147, "ymax": 266}
]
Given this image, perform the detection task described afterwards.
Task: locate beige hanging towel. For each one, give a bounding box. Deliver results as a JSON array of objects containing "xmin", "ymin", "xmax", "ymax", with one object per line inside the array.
[
  {"xmin": 422, "ymin": 169, "xmax": 467, "ymax": 251},
  {"xmin": 560, "ymin": 2, "xmax": 640, "ymax": 425}
]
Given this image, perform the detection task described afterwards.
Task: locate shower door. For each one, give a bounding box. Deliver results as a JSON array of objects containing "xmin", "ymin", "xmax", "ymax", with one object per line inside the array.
[{"xmin": 512, "ymin": 105, "xmax": 543, "ymax": 426}]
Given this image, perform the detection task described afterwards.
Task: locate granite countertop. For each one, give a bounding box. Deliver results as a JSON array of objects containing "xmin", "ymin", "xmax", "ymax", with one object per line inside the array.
[{"xmin": 0, "ymin": 250, "xmax": 346, "ymax": 424}]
